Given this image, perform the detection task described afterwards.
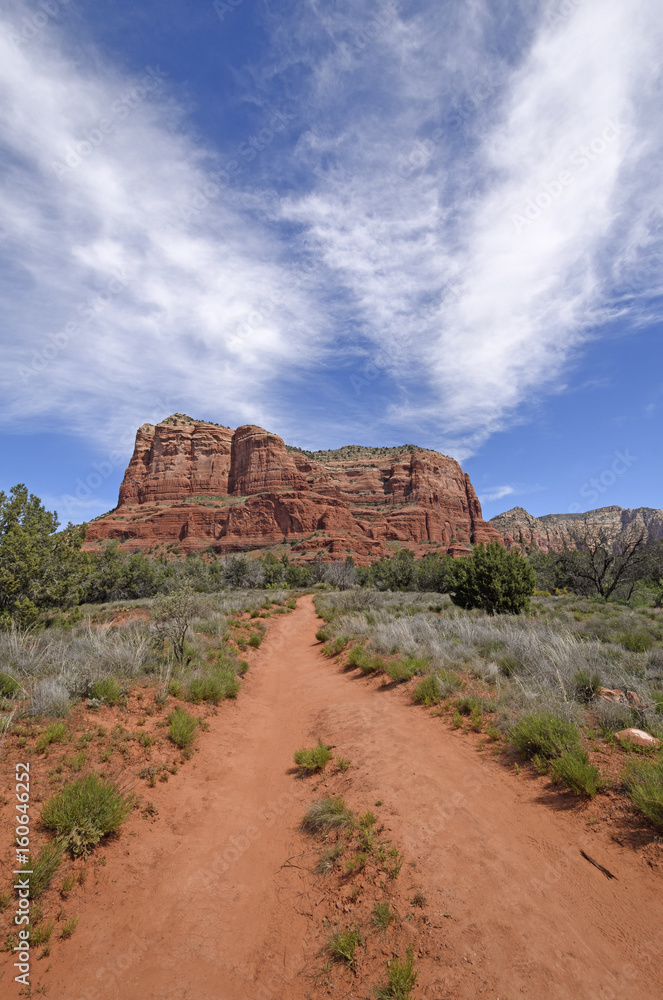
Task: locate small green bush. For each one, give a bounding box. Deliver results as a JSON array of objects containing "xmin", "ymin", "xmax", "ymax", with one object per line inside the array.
[
  {"xmin": 507, "ymin": 712, "xmax": 581, "ymax": 761},
  {"xmin": 168, "ymin": 708, "xmax": 198, "ymax": 749},
  {"xmin": 372, "ymin": 901, "xmax": 395, "ymax": 930},
  {"xmin": 623, "ymin": 756, "xmax": 663, "ymax": 830},
  {"xmin": 315, "ymin": 626, "xmax": 332, "ymax": 643},
  {"xmin": 294, "ymin": 739, "xmax": 332, "ymax": 773},
  {"xmin": 322, "ymin": 635, "xmax": 350, "ymax": 656},
  {"xmin": 328, "ymin": 925, "xmax": 361, "ymax": 965},
  {"xmin": 0, "ymin": 672, "xmax": 20, "ymax": 697},
  {"xmin": 385, "ymin": 656, "xmax": 428, "ymax": 683},
  {"xmin": 573, "ymin": 670, "xmax": 602, "ymax": 703},
  {"xmin": 30, "ymin": 920, "xmax": 55, "ymax": 946},
  {"xmin": 89, "ymin": 678, "xmax": 124, "ymax": 706},
  {"xmin": 302, "ymin": 797, "xmax": 353, "ymax": 833},
  {"xmin": 454, "ymin": 695, "xmax": 486, "ymax": 716},
  {"xmin": 550, "ymin": 749, "xmax": 604, "ymax": 797},
  {"xmin": 498, "ymin": 655, "xmax": 522, "ymax": 677},
  {"xmin": 412, "ymin": 675, "xmax": 442, "ymax": 706},
  {"xmin": 315, "ymin": 843, "xmax": 345, "ymax": 874},
  {"xmin": 41, "ymin": 774, "xmax": 132, "ymax": 856},
  {"xmin": 36, "ymin": 722, "xmax": 67, "ymax": 753},
  {"xmin": 619, "ymin": 631, "xmax": 654, "ymax": 653},
  {"xmin": 436, "ymin": 668, "xmax": 463, "ymax": 696},
  {"xmin": 19, "ymin": 842, "xmax": 64, "ymax": 898},
  {"xmin": 187, "ymin": 669, "xmax": 239, "ymax": 704},
  {"xmin": 248, "ymin": 631, "xmax": 263, "ymax": 648},
  {"xmin": 167, "ymin": 679, "xmax": 183, "ymax": 698},
  {"xmin": 374, "ymin": 945, "xmax": 418, "ymax": 999}
]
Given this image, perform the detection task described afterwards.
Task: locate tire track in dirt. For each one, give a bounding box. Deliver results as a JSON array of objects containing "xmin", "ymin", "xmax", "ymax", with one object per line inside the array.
[{"xmin": 34, "ymin": 596, "xmax": 663, "ymax": 999}]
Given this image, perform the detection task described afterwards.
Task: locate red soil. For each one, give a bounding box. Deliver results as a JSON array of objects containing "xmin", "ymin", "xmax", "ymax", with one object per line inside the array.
[{"xmin": 12, "ymin": 597, "xmax": 663, "ymax": 999}]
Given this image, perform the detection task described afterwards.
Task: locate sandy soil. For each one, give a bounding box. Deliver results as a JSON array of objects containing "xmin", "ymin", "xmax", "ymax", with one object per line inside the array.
[{"xmin": 12, "ymin": 596, "xmax": 663, "ymax": 999}]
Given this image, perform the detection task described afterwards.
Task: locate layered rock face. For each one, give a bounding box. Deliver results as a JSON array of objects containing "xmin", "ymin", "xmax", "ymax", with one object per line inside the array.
[
  {"xmin": 85, "ymin": 414, "xmax": 501, "ymax": 561},
  {"xmin": 491, "ymin": 505, "xmax": 663, "ymax": 553}
]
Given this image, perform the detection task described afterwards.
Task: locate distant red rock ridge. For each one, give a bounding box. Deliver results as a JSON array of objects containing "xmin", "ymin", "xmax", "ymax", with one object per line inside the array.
[
  {"xmin": 490, "ymin": 505, "xmax": 663, "ymax": 553},
  {"xmin": 84, "ymin": 414, "xmax": 501, "ymax": 562}
]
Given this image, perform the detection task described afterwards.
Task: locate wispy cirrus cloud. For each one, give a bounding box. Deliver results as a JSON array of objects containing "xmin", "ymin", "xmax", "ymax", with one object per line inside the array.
[
  {"xmin": 0, "ymin": 0, "xmax": 661, "ymax": 463},
  {"xmin": 270, "ymin": 0, "xmax": 663, "ymax": 453},
  {"xmin": 0, "ymin": 4, "xmax": 326, "ymax": 446}
]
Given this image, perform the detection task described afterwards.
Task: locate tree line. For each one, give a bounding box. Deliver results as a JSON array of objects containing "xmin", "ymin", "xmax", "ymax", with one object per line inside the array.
[{"xmin": 1, "ymin": 484, "xmax": 661, "ymax": 626}]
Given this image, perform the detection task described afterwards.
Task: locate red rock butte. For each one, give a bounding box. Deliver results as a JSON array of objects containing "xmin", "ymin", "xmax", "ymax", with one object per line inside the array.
[{"xmin": 84, "ymin": 414, "xmax": 501, "ymax": 562}]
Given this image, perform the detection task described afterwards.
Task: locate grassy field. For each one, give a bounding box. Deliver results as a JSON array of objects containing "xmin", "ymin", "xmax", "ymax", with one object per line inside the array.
[{"xmin": 313, "ymin": 589, "xmax": 663, "ymax": 816}]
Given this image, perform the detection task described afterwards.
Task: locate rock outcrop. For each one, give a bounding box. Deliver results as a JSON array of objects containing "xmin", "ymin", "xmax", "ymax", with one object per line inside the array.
[
  {"xmin": 490, "ymin": 505, "xmax": 663, "ymax": 553},
  {"xmin": 85, "ymin": 414, "xmax": 501, "ymax": 561}
]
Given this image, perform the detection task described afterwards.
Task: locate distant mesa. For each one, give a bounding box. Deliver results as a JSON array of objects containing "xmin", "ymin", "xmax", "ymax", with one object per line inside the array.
[
  {"xmin": 491, "ymin": 505, "xmax": 663, "ymax": 553},
  {"xmin": 84, "ymin": 414, "xmax": 501, "ymax": 562}
]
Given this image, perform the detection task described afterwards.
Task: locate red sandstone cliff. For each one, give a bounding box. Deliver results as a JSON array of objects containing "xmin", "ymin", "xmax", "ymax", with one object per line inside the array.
[
  {"xmin": 491, "ymin": 505, "xmax": 663, "ymax": 553},
  {"xmin": 85, "ymin": 414, "xmax": 501, "ymax": 561}
]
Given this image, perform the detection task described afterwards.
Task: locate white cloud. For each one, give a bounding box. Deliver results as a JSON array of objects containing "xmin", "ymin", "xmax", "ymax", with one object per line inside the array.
[
  {"xmin": 1, "ymin": 0, "xmax": 662, "ymax": 459},
  {"xmin": 478, "ymin": 485, "xmax": 515, "ymax": 504},
  {"xmin": 276, "ymin": 0, "xmax": 663, "ymax": 451},
  {"xmin": 0, "ymin": 6, "xmax": 327, "ymax": 446}
]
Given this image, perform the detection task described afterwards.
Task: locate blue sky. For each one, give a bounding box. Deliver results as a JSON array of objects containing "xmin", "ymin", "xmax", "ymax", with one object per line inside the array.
[{"xmin": 0, "ymin": 0, "xmax": 661, "ymax": 526}]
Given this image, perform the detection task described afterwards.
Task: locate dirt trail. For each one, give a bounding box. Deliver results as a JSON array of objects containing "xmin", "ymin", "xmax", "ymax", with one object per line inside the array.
[{"xmin": 37, "ymin": 596, "xmax": 662, "ymax": 999}]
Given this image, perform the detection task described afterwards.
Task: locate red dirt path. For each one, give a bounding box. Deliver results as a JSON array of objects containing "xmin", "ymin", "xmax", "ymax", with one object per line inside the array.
[{"xmin": 25, "ymin": 597, "xmax": 663, "ymax": 998}]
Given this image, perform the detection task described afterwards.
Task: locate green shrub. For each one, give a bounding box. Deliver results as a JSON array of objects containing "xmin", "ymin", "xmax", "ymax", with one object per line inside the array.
[
  {"xmin": 41, "ymin": 774, "xmax": 132, "ymax": 856},
  {"xmin": 323, "ymin": 635, "xmax": 350, "ymax": 656},
  {"xmin": 30, "ymin": 920, "xmax": 55, "ymax": 946},
  {"xmin": 374, "ymin": 945, "xmax": 418, "ymax": 999},
  {"xmin": 89, "ymin": 677, "xmax": 124, "ymax": 706},
  {"xmin": 498, "ymin": 655, "xmax": 522, "ymax": 677},
  {"xmin": 60, "ymin": 916, "xmax": 79, "ymax": 940},
  {"xmin": 507, "ymin": 712, "xmax": 581, "ymax": 760},
  {"xmin": 167, "ymin": 679, "xmax": 183, "ymax": 698},
  {"xmin": 623, "ymin": 756, "xmax": 663, "ymax": 830},
  {"xmin": 328, "ymin": 925, "xmax": 361, "ymax": 965},
  {"xmin": 315, "ymin": 843, "xmax": 345, "ymax": 874},
  {"xmin": 436, "ymin": 668, "xmax": 463, "ymax": 696},
  {"xmin": 573, "ymin": 670, "xmax": 602, "ymax": 703},
  {"xmin": 454, "ymin": 695, "xmax": 486, "ymax": 716},
  {"xmin": 315, "ymin": 626, "xmax": 332, "ymax": 643},
  {"xmin": 619, "ymin": 631, "xmax": 654, "ymax": 653},
  {"xmin": 385, "ymin": 656, "xmax": 428, "ymax": 683},
  {"xmin": 36, "ymin": 721, "xmax": 67, "ymax": 753},
  {"xmin": 0, "ymin": 672, "xmax": 20, "ymax": 697},
  {"xmin": 19, "ymin": 842, "xmax": 64, "ymax": 898},
  {"xmin": 550, "ymin": 749, "xmax": 604, "ymax": 797},
  {"xmin": 168, "ymin": 708, "xmax": 198, "ymax": 749},
  {"xmin": 302, "ymin": 797, "xmax": 353, "ymax": 833},
  {"xmin": 187, "ymin": 669, "xmax": 239, "ymax": 704},
  {"xmin": 294, "ymin": 739, "xmax": 332, "ymax": 773},
  {"xmin": 347, "ymin": 645, "xmax": 384, "ymax": 674},
  {"xmin": 248, "ymin": 631, "xmax": 263, "ymax": 648},
  {"xmin": 372, "ymin": 901, "xmax": 395, "ymax": 930},
  {"xmin": 336, "ymin": 756, "xmax": 351, "ymax": 771},
  {"xmin": 412, "ymin": 675, "xmax": 442, "ymax": 706},
  {"xmin": 450, "ymin": 541, "xmax": 536, "ymax": 615}
]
